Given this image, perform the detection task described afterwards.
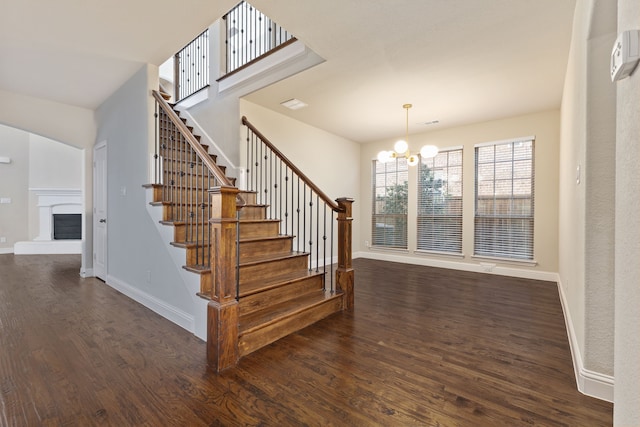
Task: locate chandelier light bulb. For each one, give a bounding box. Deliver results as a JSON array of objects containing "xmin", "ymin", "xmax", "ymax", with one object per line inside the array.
[
  {"xmin": 377, "ymin": 150, "xmax": 391, "ymax": 163},
  {"xmin": 394, "ymin": 139, "xmax": 408, "ymax": 155},
  {"xmin": 407, "ymin": 154, "xmax": 419, "ymax": 166},
  {"xmin": 420, "ymin": 145, "xmax": 439, "ymax": 159}
]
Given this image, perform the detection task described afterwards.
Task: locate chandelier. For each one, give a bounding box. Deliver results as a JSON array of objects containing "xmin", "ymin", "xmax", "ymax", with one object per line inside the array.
[{"xmin": 377, "ymin": 104, "xmax": 438, "ymax": 166}]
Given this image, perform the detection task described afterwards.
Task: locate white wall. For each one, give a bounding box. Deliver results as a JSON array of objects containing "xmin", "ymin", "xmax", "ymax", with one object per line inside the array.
[
  {"xmin": 0, "ymin": 89, "xmax": 95, "ymax": 274},
  {"xmin": 558, "ymin": 0, "xmax": 616, "ymax": 401},
  {"xmin": 0, "ymin": 125, "xmax": 29, "ymax": 252},
  {"xmin": 0, "ymin": 89, "xmax": 94, "ymax": 150},
  {"xmin": 27, "ymin": 135, "xmax": 83, "ymax": 240},
  {"xmin": 0, "ymin": 126, "xmax": 83, "ymax": 252},
  {"xmin": 614, "ymin": 0, "xmax": 640, "ymax": 423},
  {"xmin": 359, "ymin": 110, "xmax": 560, "ymax": 280},
  {"xmin": 95, "ymin": 64, "xmax": 197, "ymax": 328},
  {"xmin": 240, "ymin": 100, "xmax": 361, "ymax": 251}
]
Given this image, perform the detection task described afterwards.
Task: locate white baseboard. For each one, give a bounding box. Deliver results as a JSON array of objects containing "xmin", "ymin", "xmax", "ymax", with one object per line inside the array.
[
  {"xmin": 354, "ymin": 250, "xmax": 614, "ymax": 402},
  {"xmin": 0, "ymin": 248, "xmax": 14, "ymax": 254},
  {"xmin": 354, "ymin": 250, "xmax": 558, "ymax": 282},
  {"xmin": 106, "ymin": 274, "xmax": 195, "ymax": 334},
  {"xmin": 14, "ymin": 240, "xmax": 82, "ymax": 255},
  {"xmin": 557, "ymin": 277, "xmax": 614, "ymax": 402},
  {"xmin": 79, "ymin": 268, "xmax": 94, "ymax": 278}
]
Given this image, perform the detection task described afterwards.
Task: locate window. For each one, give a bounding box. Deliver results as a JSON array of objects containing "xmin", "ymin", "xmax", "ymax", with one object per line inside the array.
[
  {"xmin": 418, "ymin": 148, "xmax": 463, "ymax": 253},
  {"xmin": 372, "ymin": 157, "xmax": 408, "ymax": 249},
  {"xmin": 474, "ymin": 138, "xmax": 534, "ymax": 260}
]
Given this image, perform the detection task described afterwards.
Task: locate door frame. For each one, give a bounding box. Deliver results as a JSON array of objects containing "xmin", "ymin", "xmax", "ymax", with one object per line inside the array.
[{"xmin": 93, "ymin": 141, "xmax": 107, "ymax": 281}]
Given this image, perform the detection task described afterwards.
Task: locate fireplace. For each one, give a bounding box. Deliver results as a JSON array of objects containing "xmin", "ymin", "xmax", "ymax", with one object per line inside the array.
[
  {"xmin": 14, "ymin": 188, "xmax": 82, "ymax": 254},
  {"xmin": 53, "ymin": 214, "xmax": 82, "ymax": 240}
]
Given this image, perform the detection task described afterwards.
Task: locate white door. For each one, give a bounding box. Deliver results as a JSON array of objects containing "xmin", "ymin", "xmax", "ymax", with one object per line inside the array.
[{"xmin": 93, "ymin": 142, "xmax": 107, "ymax": 281}]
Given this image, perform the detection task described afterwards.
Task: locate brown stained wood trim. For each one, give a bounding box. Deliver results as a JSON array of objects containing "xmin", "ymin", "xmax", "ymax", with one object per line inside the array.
[
  {"xmin": 152, "ymin": 90, "xmax": 231, "ymax": 187},
  {"xmin": 216, "ymin": 38, "xmax": 299, "ymax": 82},
  {"xmin": 242, "ymin": 116, "xmax": 343, "ymax": 212}
]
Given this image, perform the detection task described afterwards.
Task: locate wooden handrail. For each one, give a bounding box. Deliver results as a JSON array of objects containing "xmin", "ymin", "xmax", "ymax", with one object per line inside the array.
[
  {"xmin": 217, "ymin": 38, "xmax": 298, "ymax": 83},
  {"xmin": 241, "ymin": 116, "xmax": 343, "ymax": 213},
  {"xmin": 152, "ymin": 90, "xmax": 232, "ymax": 187}
]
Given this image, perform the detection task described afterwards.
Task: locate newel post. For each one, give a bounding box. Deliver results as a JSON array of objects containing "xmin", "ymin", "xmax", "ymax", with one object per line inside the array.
[
  {"xmin": 336, "ymin": 198, "xmax": 355, "ymax": 310},
  {"xmin": 207, "ymin": 185, "xmax": 240, "ymax": 371}
]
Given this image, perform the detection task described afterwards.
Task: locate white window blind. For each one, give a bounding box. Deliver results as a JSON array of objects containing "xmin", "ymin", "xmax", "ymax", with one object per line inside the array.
[
  {"xmin": 372, "ymin": 157, "xmax": 408, "ymax": 249},
  {"xmin": 474, "ymin": 139, "xmax": 535, "ymax": 260},
  {"xmin": 417, "ymin": 148, "xmax": 463, "ymax": 253}
]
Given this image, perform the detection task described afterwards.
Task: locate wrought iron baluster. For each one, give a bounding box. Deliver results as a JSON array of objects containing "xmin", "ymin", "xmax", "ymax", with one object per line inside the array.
[
  {"xmin": 296, "ymin": 177, "xmax": 300, "ymax": 253},
  {"xmin": 303, "ymin": 183, "xmax": 307, "ymax": 257},
  {"xmin": 331, "ymin": 211, "xmax": 335, "ymax": 292},
  {"xmin": 246, "ymin": 129, "xmax": 251, "ymax": 193},
  {"xmin": 323, "ymin": 204, "xmax": 327, "ymax": 290},
  {"xmin": 284, "ymin": 165, "xmax": 289, "ymax": 235},
  {"xmin": 278, "ymin": 159, "xmax": 282, "ymax": 234},
  {"xmin": 316, "ymin": 194, "xmax": 319, "ymax": 272}
]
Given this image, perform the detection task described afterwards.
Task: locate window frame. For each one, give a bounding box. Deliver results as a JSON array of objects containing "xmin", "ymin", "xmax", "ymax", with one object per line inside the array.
[
  {"xmin": 417, "ymin": 147, "xmax": 464, "ymax": 255},
  {"xmin": 473, "ymin": 136, "xmax": 535, "ymax": 261},
  {"xmin": 371, "ymin": 156, "xmax": 409, "ymax": 250}
]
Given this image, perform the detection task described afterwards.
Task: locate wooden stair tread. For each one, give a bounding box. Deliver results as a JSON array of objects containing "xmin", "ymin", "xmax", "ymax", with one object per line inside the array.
[
  {"xmin": 183, "ymin": 265, "xmax": 210, "ymax": 274},
  {"xmin": 153, "ymin": 201, "xmax": 210, "ymax": 207},
  {"xmin": 239, "ymin": 290, "xmax": 342, "ymax": 335},
  {"xmin": 160, "ymin": 219, "xmax": 209, "ymax": 226},
  {"xmin": 171, "ymin": 241, "xmax": 210, "ymax": 249},
  {"xmin": 240, "ymin": 251, "xmax": 307, "ymax": 267},
  {"xmin": 240, "ymin": 218, "xmax": 280, "ymax": 224},
  {"xmin": 239, "ymin": 269, "xmax": 324, "ymax": 297},
  {"xmin": 239, "ymin": 235, "xmax": 292, "ymax": 244}
]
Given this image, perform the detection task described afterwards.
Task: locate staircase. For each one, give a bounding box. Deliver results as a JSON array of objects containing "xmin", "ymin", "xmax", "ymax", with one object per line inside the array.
[{"xmin": 147, "ymin": 90, "xmax": 354, "ymax": 371}]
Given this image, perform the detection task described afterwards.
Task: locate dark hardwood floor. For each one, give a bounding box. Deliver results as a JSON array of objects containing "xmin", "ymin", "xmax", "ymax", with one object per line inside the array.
[{"xmin": 0, "ymin": 254, "xmax": 612, "ymax": 426}]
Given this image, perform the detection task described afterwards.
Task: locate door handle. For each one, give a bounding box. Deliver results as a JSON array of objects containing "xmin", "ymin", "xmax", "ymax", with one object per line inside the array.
[{"xmin": 99, "ymin": 219, "xmax": 107, "ymax": 223}]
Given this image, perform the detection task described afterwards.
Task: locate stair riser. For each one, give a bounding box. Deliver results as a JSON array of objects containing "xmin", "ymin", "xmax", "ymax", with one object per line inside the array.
[
  {"xmin": 161, "ymin": 189, "xmax": 219, "ymax": 205},
  {"xmin": 199, "ymin": 271, "xmax": 212, "ymax": 295},
  {"xmin": 238, "ymin": 206, "xmax": 267, "ymax": 220},
  {"xmin": 239, "ymin": 192, "xmax": 258, "ymax": 205},
  {"xmin": 239, "ymin": 275, "xmax": 324, "ymax": 316},
  {"xmin": 239, "ymin": 238, "xmax": 292, "ymax": 260},
  {"xmin": 162, "ymin": 206, "xmax": 210, "ymax": 222},
  {"xmin": 240, "ymin": 256, "xmax": 308, "ymax": 284},
  {"xmin": 239, "ymin": 222, "xmax": 280, "ymax": 239},
  {"xmin": 163, "ymin": 162, "xmax": 225, "ymax": 176},
  {"xmin": 157, "ymin": 135, "xmax": 206, "ymax": 150},
  {"xmin": 184, "ymin": 246, "xmax": 211, "ymax": 266},
  {"xmin": 238, "ymin": 296, "xmax": 343, "ymax": 357},
  {"xmin": 174, "ymin": 224, "xmax": 211, "ymax": 243},
  {"xmin": 163, "ymin": 172, "xmax": 221, "ymax": 186}
]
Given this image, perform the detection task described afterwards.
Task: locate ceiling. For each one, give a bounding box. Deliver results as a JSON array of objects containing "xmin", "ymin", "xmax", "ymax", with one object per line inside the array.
[{"xmin": 1, "ymin": 0, "xmax": 576, "ymax": 144}]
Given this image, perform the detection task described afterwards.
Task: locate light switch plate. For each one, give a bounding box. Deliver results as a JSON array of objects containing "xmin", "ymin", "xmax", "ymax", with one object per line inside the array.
[{"xmin": 0, "ymin": 198, "xmax": 11, "ymax": 204}]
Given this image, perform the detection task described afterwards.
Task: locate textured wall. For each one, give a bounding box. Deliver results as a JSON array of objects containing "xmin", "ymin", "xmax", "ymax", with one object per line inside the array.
[{"xmin": 614, "ymin": 0, "xmax": 640, "ymax": 422}]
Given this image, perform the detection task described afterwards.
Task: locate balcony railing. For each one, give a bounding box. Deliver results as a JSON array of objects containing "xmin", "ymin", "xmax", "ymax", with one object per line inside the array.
[
  {"xmin": 174, "ymin": 30, "xmax": 209, "ymax": 103},
  {"xmin": 223, "ymin": 1, "xmax": 296, "ymax": 75}
]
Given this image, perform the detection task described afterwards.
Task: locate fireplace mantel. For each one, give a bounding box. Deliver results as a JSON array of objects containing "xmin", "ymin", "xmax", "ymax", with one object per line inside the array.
[{"xmin": 14, "ymin": 188, "xmax": 83, "ymax": 255}]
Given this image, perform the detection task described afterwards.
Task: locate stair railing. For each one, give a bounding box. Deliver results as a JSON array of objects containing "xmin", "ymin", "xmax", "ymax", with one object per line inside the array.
[
  {"xmin": 222, "ymin": 1, "xmax": 296, "ymax": 76},
  {"xmin": 152, "ymin": 90, "xmax": 232, "ymax": 274},
  {"xmin": 241, "ymin": 117, "xmax": 354, "ymax": 307},
  {"xmin": 173, "ymin": 30, "xmax": 210, "ymax": 103}
]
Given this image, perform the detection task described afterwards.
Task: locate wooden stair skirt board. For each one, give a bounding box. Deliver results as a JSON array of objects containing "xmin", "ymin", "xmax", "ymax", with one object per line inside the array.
[{"xmin": 146, "ymin": 108, "xmax": 347, "ymax": 368}]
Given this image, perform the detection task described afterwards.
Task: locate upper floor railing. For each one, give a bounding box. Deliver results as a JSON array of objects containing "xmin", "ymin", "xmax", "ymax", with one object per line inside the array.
[
  {"xmin": 170, "ymin": 2, "xmax": 295, "ymax": 102},
  {"xmin": 223, "ymin": 1, "xmax": 296, "ymax": 75},
  {"xmin": 174, "ymin": 30, "xmax": 210, "ymax": 103}
]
